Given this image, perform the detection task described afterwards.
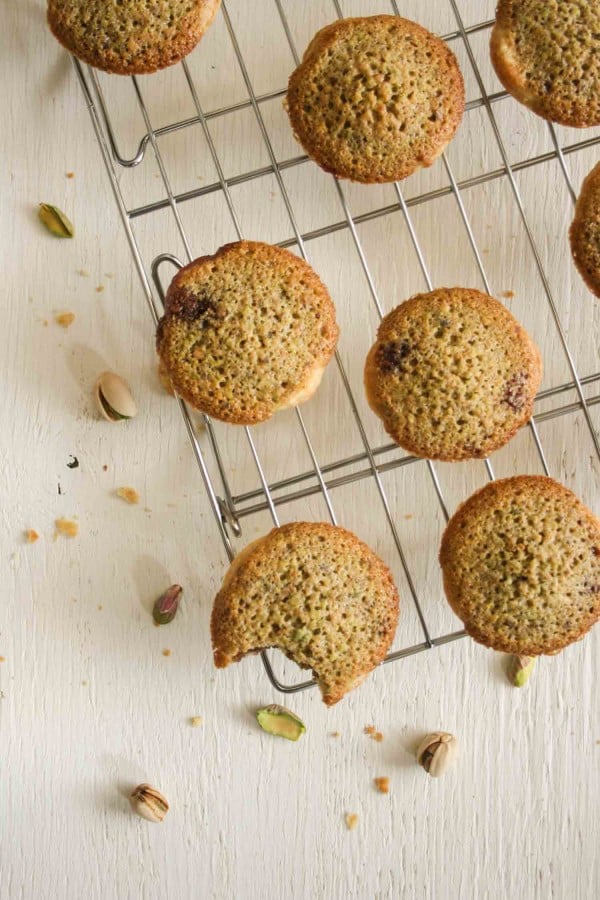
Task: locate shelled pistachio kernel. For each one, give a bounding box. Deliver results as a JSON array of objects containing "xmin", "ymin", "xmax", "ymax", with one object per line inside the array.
[
  {"xmin": 255, "ymin": 704, "xmax": 306, "ymax": 741},
  {"xmin": 38, "ymin": 203, "xmax": 74, "ymax": 238},
  {"xmin": 508, "ymin": 655, "xmax": 536, "ymax": 687},
  {"xmin": 129, "ymin": 784, "xmax": 169, "ymax": 823},
  {"xmin": 153, "ymin": 585, "xmax": 182, "ymax": 625},
  {"xmin": 416, "ymin": 732, "xmax": 458, "ymax": 778},
  {"xmin": 94, "ymin": 371, "xmax": 137, "ymax": 422}
]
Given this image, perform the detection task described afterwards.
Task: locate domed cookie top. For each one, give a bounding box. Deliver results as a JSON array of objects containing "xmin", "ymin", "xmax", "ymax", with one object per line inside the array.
[
  {"xmin": 47, "ymin": 0, "xmax": 221, "ymax": 75},
  {"xmin": 439, "ymin": 476, "xmax": 600, "ymax": 655},
  {"xmin": 211, "ymin": 522, "xmax": 400, "ymax": 706},
  {"xmin": 156, "ymin": 241, "xmax": 339, "ymax": 425},
  {"xmin": 364, "ymin": 288, "xmax": 542, "ymax": 461},
  {"xmin": 491, "ymin": 0, "xmax": 600, "ymax": 127},
  {"xmin": 285, "ymin": 15, "xmax": 465, "ymax": 183},
  {"xmin": 570, "ymin": 160, "xmax": 600, "ymax": 297}
]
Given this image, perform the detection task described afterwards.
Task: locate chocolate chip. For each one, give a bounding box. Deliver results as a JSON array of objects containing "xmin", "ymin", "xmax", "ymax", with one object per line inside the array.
[{"xmin": 377, "ymin": 340, "xmax": 410, "ymax": 374}]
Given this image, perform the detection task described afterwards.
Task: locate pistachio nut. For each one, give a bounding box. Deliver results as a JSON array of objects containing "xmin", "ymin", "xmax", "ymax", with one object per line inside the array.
[
  {"xmin": 416, "ymin": 731, "xmax": 458, "ymax": 778},
  {"xmin": 129, "ymin": 784, "xmax": 169, "ymax": 823},
  {"xmin": 508, "ymin": 655, "xmax": 536, "ymax": 687},
  {"xmin": 94, "ymin": 371, "xmax": 137, "ymax": 422},
  {"xmin": 256, "ymin": 704, "xmax": 306, "ymax": 741},
  {"xmin": 153, "ymin": 584, "xmax": 182, "ymax": 625},
  {"xmin": 38, "ymin": 203, "xmax": 74, "ymax": 238}
]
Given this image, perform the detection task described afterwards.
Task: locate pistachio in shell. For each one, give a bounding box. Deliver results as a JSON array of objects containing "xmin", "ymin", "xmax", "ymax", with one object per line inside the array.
[{"xmin": 94, "ymin": 371, "xmax": 137, "ymax": 422}]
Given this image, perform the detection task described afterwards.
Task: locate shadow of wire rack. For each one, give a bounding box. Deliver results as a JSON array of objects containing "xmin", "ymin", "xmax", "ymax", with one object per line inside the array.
[{"xmin": 72, "ymin": 0, "xmax": 600, "ymax": 695}]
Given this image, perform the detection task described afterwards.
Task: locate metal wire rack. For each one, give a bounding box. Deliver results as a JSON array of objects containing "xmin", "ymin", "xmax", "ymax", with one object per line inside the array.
[{"xmin": 73, "ymin": 0, "xmax": 600, "ymax": 695}]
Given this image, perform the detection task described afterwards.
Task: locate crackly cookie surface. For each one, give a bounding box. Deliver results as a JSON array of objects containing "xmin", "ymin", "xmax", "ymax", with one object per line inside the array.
[
  {"xmin": 47, "ymin": 0, "xmax": 221, "ymax": 75},
  {"xmin": 570, "ymin": 160, "xmax": 600, "ymax": 298},
  {"xmin": 286, "ymin": 15, "xmax": 464, "ymax": 183},
  {"xmin": 440, "ymin": 476, "xmax": 600, "ymax": 655},
  {"xmin": 491, "ymin": 0, "xmax": 600, "ymax": 127},
  {"xmin": 156, "ymin": 241, "xmax": 339, "ymax": 425},
  {"xmin": 364, "ymin": 288, "xmax": 542, "ymax": 461},
  {"xmin": 211, "ymin": 522, "xmax": 400, "ymax": 706}
]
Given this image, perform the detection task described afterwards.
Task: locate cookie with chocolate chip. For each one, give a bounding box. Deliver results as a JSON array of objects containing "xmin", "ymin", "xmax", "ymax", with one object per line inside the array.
[
  {"xmin": 364, "ymin": 287, "xmax": 542, "ymax": 461},
  {"xmin": 156, "ymin": 241, "xmax": 339, "ymax": 425}
]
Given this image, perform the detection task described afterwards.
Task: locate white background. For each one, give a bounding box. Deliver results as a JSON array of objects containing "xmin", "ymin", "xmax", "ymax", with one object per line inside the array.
[{"xmin": 1, "ymin": 1, "xmax": 599, "ymax": 898}]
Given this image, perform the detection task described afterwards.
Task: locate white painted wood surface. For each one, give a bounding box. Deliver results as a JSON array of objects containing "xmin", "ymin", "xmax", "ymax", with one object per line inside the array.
[{"xmin": 1, "ymin": 1, "xmax": 599, "ymax": 898}]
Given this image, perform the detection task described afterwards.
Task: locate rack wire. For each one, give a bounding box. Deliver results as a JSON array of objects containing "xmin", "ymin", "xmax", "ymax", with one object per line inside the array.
[{"xmin": 73, "ymin": 0, "xmax": 600, "ymax": 694}]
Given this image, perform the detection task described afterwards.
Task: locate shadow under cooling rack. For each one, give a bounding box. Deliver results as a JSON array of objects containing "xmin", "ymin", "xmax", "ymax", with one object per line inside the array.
[{"xmin": 72, "ymin": 0, "xmax": 600, "ymax": 696}]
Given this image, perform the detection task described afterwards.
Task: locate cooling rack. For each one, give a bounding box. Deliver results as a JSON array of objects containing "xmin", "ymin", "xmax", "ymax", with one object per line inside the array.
[{"xmin": 72, "ymin": 0, "xmax": 600, "ymax": 695}]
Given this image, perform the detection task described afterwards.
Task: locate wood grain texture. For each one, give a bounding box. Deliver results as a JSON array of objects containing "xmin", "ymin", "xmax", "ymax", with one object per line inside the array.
[{"xmin": 1, "ymin": 1, "xmax": 599, "ymax": 898}]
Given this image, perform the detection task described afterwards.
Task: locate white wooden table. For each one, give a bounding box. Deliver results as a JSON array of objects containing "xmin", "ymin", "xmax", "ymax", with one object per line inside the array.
[{"xmin": 2, "ymin": 2, "xmax": 599, "ymax": 898}]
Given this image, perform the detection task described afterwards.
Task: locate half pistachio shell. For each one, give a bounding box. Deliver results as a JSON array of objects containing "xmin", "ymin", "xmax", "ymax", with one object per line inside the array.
[{"xmin": 94, "ymin": 371, "xmax": 137, "ymax": 422}]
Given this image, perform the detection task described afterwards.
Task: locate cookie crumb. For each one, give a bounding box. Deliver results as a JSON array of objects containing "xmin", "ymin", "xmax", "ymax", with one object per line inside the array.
[
  {"xmin": 24, "ymin": 529, "xmax": 39, "ymax": 544},
  {"xmin": 404, "ymin": 513, "xmax": 413, "ymax": 520},
  {"xmin": 97, "ymin": 604, "xmax": 103, "ymax": 611},
  {"xmin": 330, "ymin": 731, "xmax": 341, "ymax": 738},
  {"xmin": 364, "ymin": 725, "xmax": 384, "ymax": 742},
  {"xmin": 95, "ymin": 285, "xmax": 105, "ymax": 293},
  {"xmin": 374, "ymin": 777, "xmax": 390, "ymax": 794},
  {"xmin": 345, "ymin": 813, "xmax": 358, "ymax": 831},
  {"xmin": 116, "ymin": 487, "xmax": 140, "ymax": 505},
  {"xmin": 81, "ymin": 680, "xmax": 88, "ymax": 686},
  {"xmin": 162, "ymin": 649, "xmax": 172, "ymax": 657},
  {"xmin": 78, "ymin": 269, "xmax": 90, "ymax": 277},
  {"xmin": 102, "ymin": 465, "xmax": 108, "ymax": 472},
  {"xmin": 54, "ymin": 518, "xmax": 78, "ymax": 539},
  {"xmin": 189, "ymin": 716, "xmax": 202, "ymax": 727},
  {"xmin": 55, "ymin": 312, "xmax": 75, "ymax": 328},
  {"xmin": 0, "ymin": 657, "xmax": 5, "ymax": 663},
  {"xmin": 66, "ymin": 172, "xmax": 75, "ymax": 179},
  {"xmin": 501, "ymin": 290, "xmax": 515, "ymax": 299}
]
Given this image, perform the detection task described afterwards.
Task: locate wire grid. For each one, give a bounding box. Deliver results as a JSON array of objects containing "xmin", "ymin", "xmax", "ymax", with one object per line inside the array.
[{"xmin": 73, "ymin": 0, "xmax": 600, "ymax": 694}]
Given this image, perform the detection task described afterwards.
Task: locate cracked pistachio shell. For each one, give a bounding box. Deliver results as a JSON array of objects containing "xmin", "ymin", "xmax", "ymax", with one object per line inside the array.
[
  {"xmin": 416, "ymin": 731, "xmax": 458, "ymax": 778},
  {"xmin": 94, "ymin": 371, "xmax": 137, "ymax": 422},
  {"xmin": 38, "ymin": 203, "xmax": 74, "ymax": 238},
  {"xmin": 256, "ymin": 704, "xmax": 306, "ymax": 741},
  {"xmin": 129, "ymin": 784, "xmax": 169, "ymax": 822}
]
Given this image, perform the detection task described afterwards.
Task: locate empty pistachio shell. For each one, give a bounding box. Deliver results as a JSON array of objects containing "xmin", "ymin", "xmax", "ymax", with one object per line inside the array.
[
  {"xmin": 416, "ymin": 732, "xmax": 458, "ymax": 778},
  {"xmin": 129, "ymin": 784, "xmax": 168, "ymax": 823},
  {"xmin": 94, "ymin": 371, "xmax": 137, "ymax": 422},
  {"xmin": 508, "ymin": 655, "xmax": 536, "ymax": 687},
  {"xmin": 38, "ymin": 203, "xmax": 74, "ymax": 238},
  {"xmin": 256, "ymin": 704, "xmax": 306, "ymax": 741}
]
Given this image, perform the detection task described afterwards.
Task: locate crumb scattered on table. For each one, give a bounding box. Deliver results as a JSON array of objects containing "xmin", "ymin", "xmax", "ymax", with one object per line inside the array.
[
  {"xmin": 374, "ymin": 777, "xmax": 390, "ymax": 794},
  {"xmin": 189, "ymin": 716, "xmax": 202, "ymax": 727},
  {"xmin": 345, "ymin": 813, "xmax": 358, "ymax": 831},
  {"xmin": 501, "ymin": 290, "xmax": 515, "ymax": 299},
  {"xmin": 364, "ymin": 725, "xmax": 384, "ymax": 742},
  {"xmin": 97, "ymin": 604, "xmax": 103, "ymax": 611},
  {"xmin": 162, "ymin": 649, "xmax": 172, "ymax": 657},
  {"xmin": 54, "ymin": 518, "xmax": 78, "ymax": 539},
  {"xmin": 330, "ymin": 731, "xmax": 340, "ymax": 738},
  {"xmin": 102, "ymin": 465, "xmax": 108, "ymax": 472},
  {"xmin": 116, "ymin": 487, "xmax": 140, "ymax": 505},
  {"xmin": 0, "ymin": 657, "xmax": 5, "ymax": 663},
  {"xmin": 78, "ymin": 269, "xmax": 90, "ymax": 277},
  {"xmin": 81, "ymin": 680, "xmax": 88, "ymax": 686},
  {"xmin": 403, "ymin": 513, "xmax": 413, "ymax": 520},
  {"xmin": 66, "ymin": 172, "xmax": 75, "ymax": 179},
  {"xmin": 24, "ymin": 529, "xmax": 39, "ymax": 544},
  {"xmin": 95, "ymin": 285, "xmax": 105, "ymax": 293},
  {"xmin": 55, "ymin": 312, "xmax": 75, "ymax": 328}
]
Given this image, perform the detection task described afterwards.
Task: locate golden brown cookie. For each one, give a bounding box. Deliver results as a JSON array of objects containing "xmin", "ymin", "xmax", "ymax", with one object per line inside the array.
[
  {"xmin": 47, "ymin": 0, "xmax": 221, "ymax": 75},
  {"xmin": 439, "ymin": 476, "xmax": 600, "ymax": 655},
  {"xmin": 490, "ymin": 0, "xmax": 600, "ymax": 127},
  {"xmin": 569, "ymin": 160, "xmax": 600, "ymax": 297},
  {"xmin": 211, "ymin": 522, "xmax": 400, "ymax": 706},
  {"xmin": 285, "ymin": 15, "xmax": 464, "ymax": 183},
  {"xmin": 156, "ymin": 241, "xmax": 339, "ymax": 425},
  {"xmin": 364, "ymin": 288, "xmax": 542, "ymax": 462}
]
